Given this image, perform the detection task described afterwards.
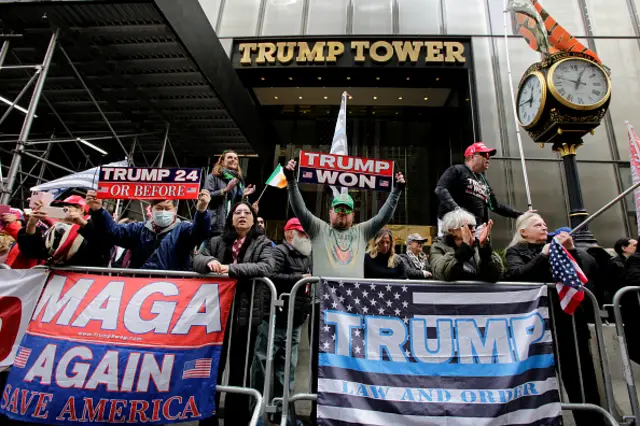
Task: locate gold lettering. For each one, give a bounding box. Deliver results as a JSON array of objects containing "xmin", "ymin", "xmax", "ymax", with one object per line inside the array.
[
  {"xmin": 425, "ymin": 41, "xmax": 444, "ymax": 62},
  {"xmin": 392, "ymin": 41, "xmax": 423, "ymax": 62},
  {"xmin": 276, "ymin": 42, "xmax": 296, "ymax": 64},
  {"xmin": 296, "ymin": 42, "xmax": 326, "ymax": 62},
  {"xmin": 239, "ymin": 43, "xmax": 257, "ymax": 65},
  {"xmin": 326, "ymin": 42, "xmax": 345, "ymax": 62},
  {"xmin": 351, "ymin": 41, "xmax": 370, "ymax": 62},
  {"xmin": 256, "ymin": 42, "xmax": 277, "ymax": 64},
  {"xmin": 444, "ymin": 41, "xmax": 466, "ymax": 63},
  {"xmin": 369, "ymin": 41, "xmax": 394, "ymax": 62}
]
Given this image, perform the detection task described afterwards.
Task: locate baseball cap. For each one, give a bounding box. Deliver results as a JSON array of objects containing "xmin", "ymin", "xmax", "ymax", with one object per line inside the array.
[
  {"xmin": 332, "ymin": 193, "xmax": 354, "ymax": 210},
  {"xmin": 407, "ymin": 233, "xmax": 427, "ymax": 244},
  {"xmin": 549, "ymin": 227, "xmax": 572, "ymax": 237},
  {"xmin": 284, "ymin": 218, "xmax": 305, "ymax": 233},
  {"xmin": 464, "ymin": 142, "xmax": 497, "ymax": 158},
  {"xmin": 52, "ymin": 195, "xmax": 87, "ymax": 208}
]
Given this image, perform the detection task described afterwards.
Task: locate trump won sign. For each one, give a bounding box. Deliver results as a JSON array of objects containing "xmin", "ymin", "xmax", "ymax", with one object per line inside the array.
[
  {"xmin": 0, "ymin": 272, "xmax": 236, "ymax": 425},
  {"xmin": 297, "ymin": 151, "xmax": 394, "ymax": 192},
  {"xmin": 97, "ymin": 167, "xmax": 202, "ymax": 200},
  {"xmin": 317, "ymin": 280, "xmax": 561, "ymax": 426}
]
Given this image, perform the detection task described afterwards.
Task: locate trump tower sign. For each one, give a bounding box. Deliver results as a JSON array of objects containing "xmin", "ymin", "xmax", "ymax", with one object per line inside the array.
[
  {"xmin": 97, "ymin": 167, "xmax": 202, "ymax": 200},
  {"xmin": 297, "ymin": 151, "xmax": 395, "ymax": 192},
  {"xmin": 0, "ymin": 272, "xmax": 236, "ymax": 425}
]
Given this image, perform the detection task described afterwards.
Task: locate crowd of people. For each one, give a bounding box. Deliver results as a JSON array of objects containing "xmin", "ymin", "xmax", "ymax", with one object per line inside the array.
[{"xmin": 0, "ymin": 143, "xmax": 636, "ymax": 426}]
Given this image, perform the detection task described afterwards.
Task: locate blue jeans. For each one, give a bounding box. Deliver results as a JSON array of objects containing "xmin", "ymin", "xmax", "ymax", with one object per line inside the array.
[{"xmin": 252, "ymin": 320, "xmax": 302, "ymax": 422}]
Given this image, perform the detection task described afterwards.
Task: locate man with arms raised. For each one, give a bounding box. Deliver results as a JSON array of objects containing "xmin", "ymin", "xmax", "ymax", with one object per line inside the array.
[{"xmin": 284, "ymin": 159, "xmax": 405, "ymax": 278}]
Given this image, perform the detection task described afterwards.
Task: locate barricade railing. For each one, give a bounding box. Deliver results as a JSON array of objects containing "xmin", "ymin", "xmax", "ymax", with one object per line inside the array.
[
  {"xmin": 30, "ymin": 265, "xmax": 279, "ymax": 426},
  {"xmin": 274, "ymin": 277, "xmax": 616, "ymax": 426},
  {"xmin": 613, "ymin": 286, "xmax": 640, "ymax": 424}
]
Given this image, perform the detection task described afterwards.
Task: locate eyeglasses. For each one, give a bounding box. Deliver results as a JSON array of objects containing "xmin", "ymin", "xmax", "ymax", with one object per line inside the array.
[
  {"xmin": 333, "ymin": 206, "xmax": 353, "ymax": 215},
  {"xmin": 233, "ymin": 210, "xmax": 252, "ymax": 216},
  {"xmin": 476, "ymin": 152, "xmax": 490, "ymax": 159}
]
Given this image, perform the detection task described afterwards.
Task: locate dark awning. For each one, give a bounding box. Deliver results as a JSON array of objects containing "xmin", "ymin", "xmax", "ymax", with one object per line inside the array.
[{"xmin": 0, "ymin": 0, "xmax": 269, "ymax": 176}]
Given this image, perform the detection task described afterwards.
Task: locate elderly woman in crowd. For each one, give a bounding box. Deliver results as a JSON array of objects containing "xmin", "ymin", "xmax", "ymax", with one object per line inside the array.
[
  {"xmin": 365, "ymin": 228, "xmax": 406, "ymax": 279},
  {"xmin": 193, "ymin": 201, "xmax": 274, "ymax": 426},
  {"xmin": 430, "ymin": 208, "xmax": 503, "ymax": 282},
  {"xmin": 204, "ymin": 150, "xmax": 256, "ymax": 236},
  {"xmin": 505, "ymin": 212, "xmax": 604, "ymax": 426}
]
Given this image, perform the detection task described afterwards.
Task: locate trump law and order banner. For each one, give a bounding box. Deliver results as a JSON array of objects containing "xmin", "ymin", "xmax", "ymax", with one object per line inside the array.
[
  {"xmin": 0, "ymin": 270, "xmax": 49, "ymax": 369},
  {"xmin": 318, "ymin": 280, "xmax": 561, "ymax": 426},
  {"xmin": 0, "ymin": 272, "xmax": 236, "ymax": 425},
  {"xmin": 97, "ymin": 167, "xmax": 202, "ymax": 200},
  {"xmin": 298, "ymin": 151, "xmax": 394, "ymax": 192}
]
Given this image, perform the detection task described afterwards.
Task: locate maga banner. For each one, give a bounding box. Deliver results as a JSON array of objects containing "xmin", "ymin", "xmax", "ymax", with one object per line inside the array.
[
  {"xmin": 317, "ymin": 280, "xmax": 561, "ymax": 426},
  {"xmin": 0, "ymin": 272, "xmax": 236, "ymax": 425}
]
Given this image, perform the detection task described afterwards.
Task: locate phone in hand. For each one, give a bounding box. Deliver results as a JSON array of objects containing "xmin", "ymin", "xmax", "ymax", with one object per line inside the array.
[
  {"xmin": 40, "ymin": 206, "xmax": 69, "ymax": 219},
  {"xmin": 29, "ymin": 191, "xmax": 54, "ymax": 209}
]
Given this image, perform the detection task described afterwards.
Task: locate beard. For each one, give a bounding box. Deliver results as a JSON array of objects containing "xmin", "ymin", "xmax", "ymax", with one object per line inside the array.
[{"xmin": 292, "ymin": 234, "xmax": 312, "ymax": 256}]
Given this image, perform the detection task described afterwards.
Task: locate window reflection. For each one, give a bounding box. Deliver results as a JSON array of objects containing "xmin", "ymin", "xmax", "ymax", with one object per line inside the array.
[
  {"xmin": 352, "ymin": 0, "xmax": 393, "ymax": 35},
  {"xmin": 398, "ymin": 0, "xmax": 441, "ymax": 34},
  {"xmin": 306, "ymin": 0, "xmax": 349, "ymax": 35},
  {"xmin": 445, "ymin": 0, "xmax": 489, "ymax": 35},
  {"xmin": 218, "ymin": 0, "xmax": 261, "ymax": 37},
  {"xmin": 262, "ymin": 0, "xmax": 304, "ymax": 36}
]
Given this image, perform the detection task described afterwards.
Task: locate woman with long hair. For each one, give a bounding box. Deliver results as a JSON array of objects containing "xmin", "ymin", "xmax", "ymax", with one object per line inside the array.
[
  {"xmin": 193, "ymin": 201, "xmax": 274, "ymax": 426},
  {"xmin": 204, "ymin": 150, "xmax": 256, "ymax": 236},
  {"xmin": 364, "ymin": 228, "xmax": 406, "ymax": 279}
]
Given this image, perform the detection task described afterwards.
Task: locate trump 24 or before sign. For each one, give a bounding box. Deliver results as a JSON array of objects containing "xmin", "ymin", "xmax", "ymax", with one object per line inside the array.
[
  {"xmin": 297, "ymin": 151, "xmax": 394, "ymax": 192},
  {"xmin": 97, "ymin": 167, "xmax": 202, "ymax": 200}
]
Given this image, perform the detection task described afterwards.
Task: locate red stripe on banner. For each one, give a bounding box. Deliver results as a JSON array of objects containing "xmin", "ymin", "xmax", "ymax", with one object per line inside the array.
[
  {"xmin": 563, "ymin": 291, "xmax": 584, "ymax": 315},
  {"xmin": 28, "ymin": 272, "xmax": 237, "ymax": 348}
]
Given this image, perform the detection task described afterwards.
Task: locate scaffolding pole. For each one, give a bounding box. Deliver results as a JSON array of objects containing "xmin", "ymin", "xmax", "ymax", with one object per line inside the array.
[
  {"xmin": 0, "ymin": 69, "xmax": 41, "ymax": 127},
  {"xmin": 1, "ymin": 30, "xmax": 59, "ymax": 204},
  {"xmin": 0, "ymin": 41, "xmax": 10, "ymax": 68}
]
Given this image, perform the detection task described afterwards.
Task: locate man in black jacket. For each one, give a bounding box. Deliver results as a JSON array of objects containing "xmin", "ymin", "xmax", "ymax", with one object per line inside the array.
[
  {"xmin": 252, "ymin": 218, "xmax": 312, "ymax": 424},
  {"xmin": 435, "ymin": 142, "xmax": 523, "ymax": 236}
]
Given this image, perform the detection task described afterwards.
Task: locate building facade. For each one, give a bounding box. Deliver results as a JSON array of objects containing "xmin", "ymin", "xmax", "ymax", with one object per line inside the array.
[{"xmin": 198, "ymin": 0, "xmax": 640, "ymax": 247}]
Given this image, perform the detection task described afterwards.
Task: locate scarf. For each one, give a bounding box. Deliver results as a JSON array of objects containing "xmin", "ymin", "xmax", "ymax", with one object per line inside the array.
[
  {"xmin": 222, "ymin": 168, "xmax": 244, "ymax": 197},
  {"xmin": 407, "ymin": 251, "xmax": 428, "ymax": 270},
  {"xmin": 44, "ymin": 222, "xmax": 85, "ymax": 264}
]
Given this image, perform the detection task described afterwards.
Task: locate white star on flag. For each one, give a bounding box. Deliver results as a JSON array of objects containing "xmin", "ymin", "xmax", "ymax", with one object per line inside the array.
[
  {"xmin": 370, "ymin": 283, "xmax": 376, "ymax": 290},
  {"xmin": 362, "ymin": 290, "xmax": 369, "ymax": 298},
  {"xmin": 385, "ymin": 284, "xmax": 392, "ymax": 292},
  {"xmin": 378, "ymin": 291, "xmax": 385, "ymax": 299}
]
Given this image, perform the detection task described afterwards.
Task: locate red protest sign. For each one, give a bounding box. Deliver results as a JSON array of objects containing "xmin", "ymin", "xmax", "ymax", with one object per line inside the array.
[
  {"xmin": 297, "ymin": 151, "xmax": 394, "ymax": 192},
  {"xmin": 97, "ymin": 167, "xmax": 201, "ymax": 200}
]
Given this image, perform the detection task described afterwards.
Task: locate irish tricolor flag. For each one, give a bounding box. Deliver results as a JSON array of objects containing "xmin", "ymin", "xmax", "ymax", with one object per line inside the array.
[{"xmin": 265, "ymin": 164, "xmax": 288, "ymax": 188}]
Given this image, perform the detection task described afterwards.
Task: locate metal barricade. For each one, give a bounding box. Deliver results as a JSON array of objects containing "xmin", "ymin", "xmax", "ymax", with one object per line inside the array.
[
  {"xmin": 33, "ymin": 265, "xmax": 278, "ymax": 426},
  {"xmin": 273, "ymin": 277, "xmax": 616, "ymax": 426},
  {"xmin": 613, "ymin": 286, "xmax": 640, "ymax": 424}
]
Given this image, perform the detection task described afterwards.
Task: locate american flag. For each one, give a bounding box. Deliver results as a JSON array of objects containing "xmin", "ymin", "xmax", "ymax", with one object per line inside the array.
[
  {"xmin": 13, "ymin": 347, "xmax": 31, "ymax": 368},
  {"xmin": 182, "ymin": 358, "xmax": 212, "ymax": 379},
  {"xmin": 187, "ymin": 187, "xmax": 197, "ymax": 194},
  {"xmin": 303, "ymin": 171, "xmax": 312, "ymax": 179},
  {"xmin": 380, "ymin": 180, "xmax": 389, "ymax": 188},
  {"xmin": 549, "ymin": 238, "xmax": 587, "ymax": 314}
]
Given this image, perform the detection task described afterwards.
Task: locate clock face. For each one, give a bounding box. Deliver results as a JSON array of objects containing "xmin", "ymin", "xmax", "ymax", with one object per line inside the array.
[
  {"xmin": 550, "ymin": 58, "xmax": 610, "ymax": 109},
  {"xmin": 517, "ymin": 73, "xmax": 545, "ymax": 128}
]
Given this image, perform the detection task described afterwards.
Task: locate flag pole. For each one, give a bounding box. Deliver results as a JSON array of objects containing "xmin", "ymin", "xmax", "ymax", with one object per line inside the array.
[
  {"xmin": 569, "ymin": 179, "xmax": 640, "ymax": 236},
  {"xmin": 503, "ymin": 0, "xmax": 533, "ymax": 210},
  {"xmin": 255, "ymin": 185, "xmax": 268, "ymax": 204}
]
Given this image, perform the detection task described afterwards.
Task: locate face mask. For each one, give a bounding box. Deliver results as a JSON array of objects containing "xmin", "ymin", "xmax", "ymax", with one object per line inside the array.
[
  {"xmin": 292, "ymin": 234, "xmax": 312, "ymax": 256},
  {"xmin": 152, "ymin": 210, "xmax": 175, "ymax": 228}
]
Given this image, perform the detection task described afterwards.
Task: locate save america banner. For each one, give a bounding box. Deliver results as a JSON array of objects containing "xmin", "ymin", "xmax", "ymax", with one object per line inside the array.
[
  {"xmin": 318, "ymin": 280, "xmax": 561, "ymax": 426},
  {"xmin": 0, "ymin": 272, "xmax": 236, "ymax": 425}
]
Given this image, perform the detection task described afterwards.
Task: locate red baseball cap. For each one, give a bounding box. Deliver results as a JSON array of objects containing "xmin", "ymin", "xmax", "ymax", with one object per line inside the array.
[
  {"xmin": 52, "ymin": 195, "xmax": 87, "ymax": 208},
  {"xmin": 284, "ymin": 218, "xmax": 305, "ymax": 233},
  {"xmin": 464, "ymin": 142, "xmax": 497, "ymax": 158}
]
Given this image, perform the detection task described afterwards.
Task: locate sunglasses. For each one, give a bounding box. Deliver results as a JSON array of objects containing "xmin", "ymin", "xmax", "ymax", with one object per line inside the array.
[
  {"xmin": 476, "ymin": 152, "xmax": 491, "ymax": 159},
  {"xmin": 333, "ymin": 206, "xmax": 353, "ymax": 215}
]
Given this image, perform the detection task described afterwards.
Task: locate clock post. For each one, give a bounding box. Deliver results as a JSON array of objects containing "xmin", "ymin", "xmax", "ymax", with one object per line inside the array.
[{"xmin": 515, "ymin": 52, "xmax": 611, "ymax": 247}]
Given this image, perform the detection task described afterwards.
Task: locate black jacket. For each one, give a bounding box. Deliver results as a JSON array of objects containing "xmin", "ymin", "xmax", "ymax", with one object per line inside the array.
[
  {"xmin": 203, "ymin": 173, "xmax": 246, "ymax": 236},
  {"xmin": 435, "ymin": 164, "xmax": 522, "ymax": 224},
  {"xmin": 364, "ymin": 252, "xmax": 406, "ymax": 279},
  {"xmin": 506, "ymin": 242, "xmax": 602, "ymax": 305},
  {"xmin": 270, "ymin": 242, "xmax": 312, "ymax": 327},
  {"xmin": 398, "ymin": 253, "xmax": 431, "ymax": 280},
  {"xmin": 193, "ymin": 234, "xmax": 275, "ymax": 327},
  {"xmin": 624, "ymin": 252, "xmax": 640, "ymax": 286}
]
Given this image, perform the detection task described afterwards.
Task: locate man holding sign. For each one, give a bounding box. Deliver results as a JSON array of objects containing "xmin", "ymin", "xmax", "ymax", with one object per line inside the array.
[{"xmin": 80, "ymin": 189, "xmax": 211, "ymax": 271}]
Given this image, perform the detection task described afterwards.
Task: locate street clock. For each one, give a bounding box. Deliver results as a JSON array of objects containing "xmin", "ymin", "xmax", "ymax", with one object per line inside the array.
[{"xmin": 516, "ymin": 52, "xmax": 611, "ymax": 145}]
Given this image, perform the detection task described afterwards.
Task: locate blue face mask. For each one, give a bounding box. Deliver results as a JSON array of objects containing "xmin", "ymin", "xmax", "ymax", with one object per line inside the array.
[{"xmin": 152, "ymin": 210, "xmax": 175, "ymax": 228}]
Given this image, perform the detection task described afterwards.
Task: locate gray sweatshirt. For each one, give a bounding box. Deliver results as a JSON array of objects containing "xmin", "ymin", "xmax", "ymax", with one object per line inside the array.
[{"xmin": 288, "ymin": 179, "xmax": 402, "ymax": 283}]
